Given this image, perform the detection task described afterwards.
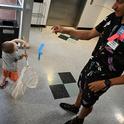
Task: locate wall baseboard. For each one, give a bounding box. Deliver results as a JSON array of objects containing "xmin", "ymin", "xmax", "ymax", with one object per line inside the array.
[
  {"xmin": 31, "ymin": 24, "xmax": 46, "ymax": 28},
  {"xmin": 30, "ymin": 25, "xmax": 93, "ymax": 30}
]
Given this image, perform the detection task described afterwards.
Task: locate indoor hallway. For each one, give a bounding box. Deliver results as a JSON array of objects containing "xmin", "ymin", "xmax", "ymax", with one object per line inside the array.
[{"xmin": 0, "ymin": 26, "xmax": 124, "ymax": 124}]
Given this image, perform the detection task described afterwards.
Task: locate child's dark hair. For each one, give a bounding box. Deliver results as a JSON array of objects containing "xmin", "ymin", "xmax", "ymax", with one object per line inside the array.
[{"xmin": 1, "ymin": 41, "xmax": 15, "ymax": 53}]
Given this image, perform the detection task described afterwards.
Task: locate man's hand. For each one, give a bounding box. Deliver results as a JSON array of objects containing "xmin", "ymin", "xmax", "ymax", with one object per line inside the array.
[
  {"xmin": 51, "ymin": 25, "xmax": 64, "ymax": 34},
  {"xmin": 88, "ymin": 80, "xmax": 106, "ymax": 92}
]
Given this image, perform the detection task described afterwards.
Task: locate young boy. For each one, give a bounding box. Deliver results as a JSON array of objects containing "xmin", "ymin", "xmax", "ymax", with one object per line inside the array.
[{"xmin": 0, "ymin": 39, "xmax": 27, "ymax": 89}]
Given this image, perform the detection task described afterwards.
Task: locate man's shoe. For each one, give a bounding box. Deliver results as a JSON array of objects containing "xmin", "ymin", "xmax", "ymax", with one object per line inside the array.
[
  {"xmin": 60, "ymin": 103, "xmax": 79, "ymax": 114},
  {"xmin": 64, "ymin": 116, "xmax": 84, "ymax": 124}
]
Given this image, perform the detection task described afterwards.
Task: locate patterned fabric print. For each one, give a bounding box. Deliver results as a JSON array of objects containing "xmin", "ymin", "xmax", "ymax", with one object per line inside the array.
[
  {"xmin": 108, "ymin": 57, "xmax": 116, "ymax": 71},
  {"xmin": 94, "ymin": 13, "xmax": 124, "ymax": 73},
  {"xmin": 78, "ymin": 58, "xmax": 110, "ymax": 107},
  {"xmin": 105, "ymin": 25, "xmax": 124, "ymax": 72}
]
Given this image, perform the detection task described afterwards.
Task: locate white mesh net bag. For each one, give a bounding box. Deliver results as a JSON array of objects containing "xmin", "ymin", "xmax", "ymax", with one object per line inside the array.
[{"xmin": 11, "ymin": 50, "xmax": 38, "ymax": 99}]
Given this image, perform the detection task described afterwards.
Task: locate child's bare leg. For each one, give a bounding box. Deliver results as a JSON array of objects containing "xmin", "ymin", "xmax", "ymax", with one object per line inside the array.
[
  {"xmin": 0, "ymin": 77, "xmax": 8, "ymax": 89},
  {"xmin": 3, "ymin": 77, "xmax": 7, "ymax": 83}
]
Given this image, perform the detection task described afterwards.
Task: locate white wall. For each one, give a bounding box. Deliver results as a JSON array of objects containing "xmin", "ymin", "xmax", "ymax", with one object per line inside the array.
[
  {"xmin": 42, "ymin": 0, "xmax": 51, "ymax": 25},
  {"xmin": 77, "ymin": 0, "xmax": 105, "ymax": 28},
  {"xmin": 77, "ymin": 0, "xmax": 115, "ymax": 28},
  {"xmin": 94, "ymin": 0, "xmax": 114, "ymax": 26}
]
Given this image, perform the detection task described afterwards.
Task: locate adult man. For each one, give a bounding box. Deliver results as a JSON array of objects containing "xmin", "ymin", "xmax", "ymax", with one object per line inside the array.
[{"xmin": 52, "ymin": 0, "xmax": 124, "ymax": 124}]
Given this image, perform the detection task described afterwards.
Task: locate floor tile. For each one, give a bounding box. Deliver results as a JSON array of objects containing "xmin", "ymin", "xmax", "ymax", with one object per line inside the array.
[
  {"xmin": 67, "ymin": 38, "xmax": 76, "ymax": 42},
  {"xmin": 58, "ymin": 72, "xmax": 76, "ymax": 84},
  {"xmin": 64, "ymin": 83, "xmax": 79, "ymax": 97},
  {"xmin": 49, "ymin": 84, "xmax": 69, "ymax": 99},
  {"xmin": 58, "ymin": 34, "xmax": 69, "ymax": 40},
  {"xmin": 47, "ymin": 73, "xmax": 63, "ymax": 85}
]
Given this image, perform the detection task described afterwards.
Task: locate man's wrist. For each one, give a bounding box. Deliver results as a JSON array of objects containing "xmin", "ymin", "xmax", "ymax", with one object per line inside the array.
[{"xmin": 104, "ymin": 79, "xmax": 111, "ymax": 89}]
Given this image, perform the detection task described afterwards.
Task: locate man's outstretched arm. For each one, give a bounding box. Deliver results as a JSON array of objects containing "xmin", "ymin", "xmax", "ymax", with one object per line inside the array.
[{"xmin": 51, "ymin": 25, "xmax": 100, "ymax": 40}]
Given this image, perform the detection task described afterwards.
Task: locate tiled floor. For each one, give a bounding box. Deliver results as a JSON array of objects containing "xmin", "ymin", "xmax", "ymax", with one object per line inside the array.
[
  {"xmin": 50, "ymin": 72, "xmax": 77, "ymax": 99},
  {"xmin": 58, "ymin": 72, "xmax": 76, "ymax": 84},
  {"xmin": 0, "ymin": 26, "xmax": 124, "ymax": 124}
]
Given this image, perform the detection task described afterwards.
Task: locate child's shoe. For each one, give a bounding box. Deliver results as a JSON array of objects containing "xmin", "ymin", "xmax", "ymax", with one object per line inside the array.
[{"xmin": 0, "ymin": 81, "xmax": 8, "ymax": 89}]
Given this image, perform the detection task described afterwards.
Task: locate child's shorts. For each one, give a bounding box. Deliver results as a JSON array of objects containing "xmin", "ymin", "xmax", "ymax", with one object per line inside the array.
[{"xmin": 2, "ymin": 68, "xmax": 19, "ymax": 82}]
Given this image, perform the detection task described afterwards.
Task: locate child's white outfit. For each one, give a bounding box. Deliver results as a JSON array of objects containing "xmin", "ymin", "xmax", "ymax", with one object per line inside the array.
[{"xmin": 2, "ymin": 50, "xmax": 21, "ymax": 81}]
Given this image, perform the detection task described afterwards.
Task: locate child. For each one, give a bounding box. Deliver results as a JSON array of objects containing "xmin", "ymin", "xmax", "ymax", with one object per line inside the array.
[{"xmin": 0, "ymin": 39, "xmax": 27, "ymax": 89}]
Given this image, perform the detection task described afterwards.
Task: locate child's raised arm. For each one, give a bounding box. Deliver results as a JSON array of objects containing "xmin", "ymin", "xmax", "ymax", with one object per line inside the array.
[{"xmin": 11, "ymin": 38, "xmax": 28, "ymax": 48}]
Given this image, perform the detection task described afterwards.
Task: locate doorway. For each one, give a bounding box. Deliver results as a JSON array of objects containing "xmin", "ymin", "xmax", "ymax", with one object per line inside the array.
[{"xmin": 47, "ymin": 0, "xmax": 86, "ymax": 27}]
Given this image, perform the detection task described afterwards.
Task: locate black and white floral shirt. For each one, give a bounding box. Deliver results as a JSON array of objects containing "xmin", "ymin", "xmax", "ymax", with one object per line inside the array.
[{"xmin": 92, "ymin": 12, "xmax": 124, "ymax": 76}]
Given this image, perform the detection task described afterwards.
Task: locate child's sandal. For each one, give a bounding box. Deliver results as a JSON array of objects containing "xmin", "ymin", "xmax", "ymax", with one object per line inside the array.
[{"xmin": 0, "ymin": 81, "xmax": 8, "ymax": 89}]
